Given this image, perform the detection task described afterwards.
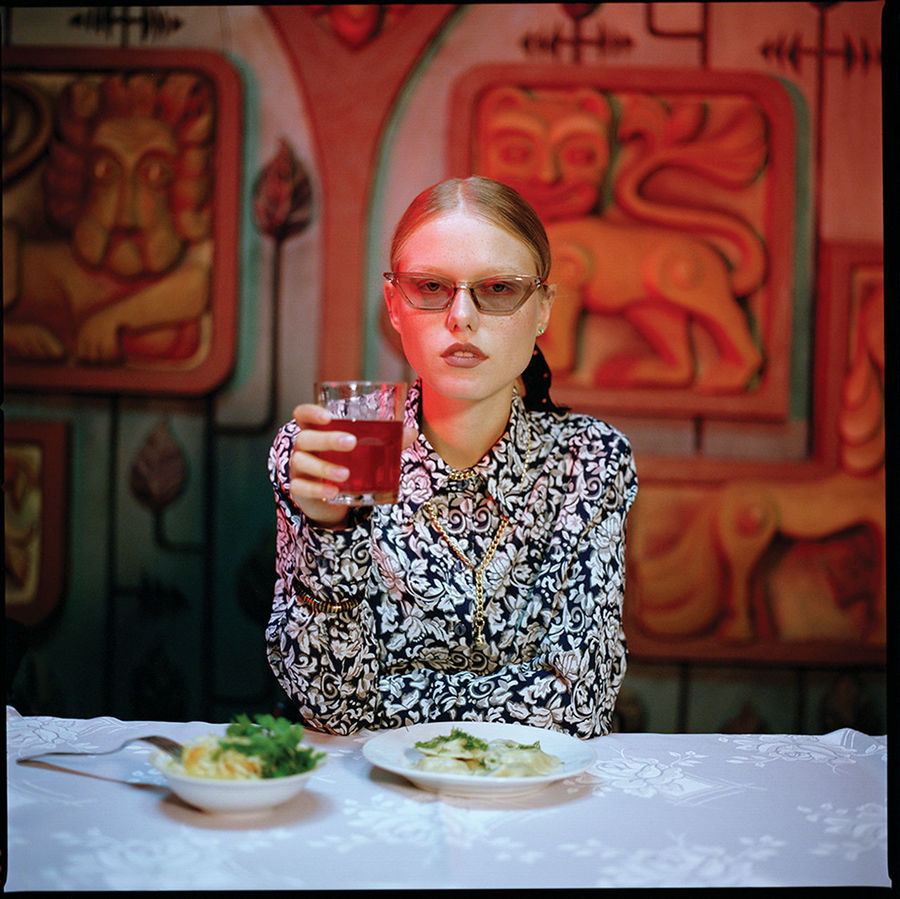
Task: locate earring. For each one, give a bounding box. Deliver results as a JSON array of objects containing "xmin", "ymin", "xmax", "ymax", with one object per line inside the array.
[{"xmin": 537, "ymin": 326, "xmax": 546, "ymax": 336}]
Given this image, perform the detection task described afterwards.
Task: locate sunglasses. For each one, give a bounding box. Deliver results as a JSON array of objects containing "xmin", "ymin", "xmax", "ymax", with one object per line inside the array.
[{"xmin": 384, "ymin": 271, "xmax": 544, "ymax": 315}]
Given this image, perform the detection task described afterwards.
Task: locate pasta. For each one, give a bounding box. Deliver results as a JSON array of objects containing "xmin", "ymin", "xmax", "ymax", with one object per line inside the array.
[
  {"xmin": 163, "ymin": 714, "xmax": 325, "ymax": 780},
  {"xmin": 176, "ymin": 735, "xmax": 264, "ymax": 780},
  {"xmin": 412, "ymin": 729, "xmax": 562, "ymax": 778}
]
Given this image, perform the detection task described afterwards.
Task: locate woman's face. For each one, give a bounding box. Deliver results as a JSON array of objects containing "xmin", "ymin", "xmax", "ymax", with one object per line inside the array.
[{"xmin": 385, "ymin": 210, "xmax": 554, "ymax": 408}]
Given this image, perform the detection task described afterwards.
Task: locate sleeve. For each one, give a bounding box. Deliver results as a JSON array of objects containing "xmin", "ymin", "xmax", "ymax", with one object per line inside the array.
[
  {"xmin": 265, "ymin": 421, "xmax": 385, "ymax": 731},
  {"xmin": 371, "ymin": 426, "xmax": 638, "ymax": 739},
  {"xmin": 534, "ymin": 428, "xmax": 637, "ymax": 736}
]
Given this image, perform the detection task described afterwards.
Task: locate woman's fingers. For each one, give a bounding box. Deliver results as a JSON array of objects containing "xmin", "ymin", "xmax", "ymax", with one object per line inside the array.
[
  {"xmin": 286, "ymin": 403, "xmax": 357, "ymax": 510},
  {"xmin": 291, "ymin": 433, "xmax": 355, "ymax": 493},
  {"xmin": 292, "ymin": 402, "xmax": 332, "ymax": 430},
  {"xmin": 287, "ymin": 403, "xmax": 415, "ymax": 518},
  {"xmin": 287, "ymin": 446, "xmax": 351, "ymax": 525},
  {"xmin": 290, "ymin": 447, "xmax": 348, "ymax": 494}
]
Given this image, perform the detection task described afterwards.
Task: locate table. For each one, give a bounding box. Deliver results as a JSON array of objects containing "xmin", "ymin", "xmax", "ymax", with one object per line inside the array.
[{"xmin": 5, "ymin": 706, "xmax": 891, "ymax": 890}]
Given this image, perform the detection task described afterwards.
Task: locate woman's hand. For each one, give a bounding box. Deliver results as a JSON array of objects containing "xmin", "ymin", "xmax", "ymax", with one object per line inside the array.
[
  {"xmin": 289, "ymin": 403, "xmax": 417, "ymax": 527},
  {"xmin": 289, "ymin": 404, "xmax": 355, "ymax": 526}
]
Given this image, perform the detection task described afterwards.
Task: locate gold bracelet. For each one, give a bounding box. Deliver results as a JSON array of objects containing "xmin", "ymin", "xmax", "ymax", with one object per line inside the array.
[{"xmin": 292, "ymin": 577, "xmax": 363, "ymax": 613}]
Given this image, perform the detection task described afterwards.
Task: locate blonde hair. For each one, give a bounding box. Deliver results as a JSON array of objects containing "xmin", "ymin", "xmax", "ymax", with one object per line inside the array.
[{"xmin": 390, "ymin": 176, "xmax": 551, "ymax": 279}]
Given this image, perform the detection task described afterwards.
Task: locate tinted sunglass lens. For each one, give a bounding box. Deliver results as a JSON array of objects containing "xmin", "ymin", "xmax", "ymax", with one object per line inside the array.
[
  {"xmin": 399, "ymin": 276, "xmax": 453, "ymax": 308},
  {"xmin": 472, "ymin": 278, "xmax": 532, "ymax": 312}
]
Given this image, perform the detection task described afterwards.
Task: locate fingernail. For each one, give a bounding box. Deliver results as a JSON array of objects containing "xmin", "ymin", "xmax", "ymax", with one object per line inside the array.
[{"xmin": 337, "ymin": 434, "xmax": 356, "ymax": 449}]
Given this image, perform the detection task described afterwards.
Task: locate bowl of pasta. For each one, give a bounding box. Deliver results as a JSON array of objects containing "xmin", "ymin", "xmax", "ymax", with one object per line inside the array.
[{"xmin": 151, "ymin": 714, "xmax": 325, "ymax": 813}]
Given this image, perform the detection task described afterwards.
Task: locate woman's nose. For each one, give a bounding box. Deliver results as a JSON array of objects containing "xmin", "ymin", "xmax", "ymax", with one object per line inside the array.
[{"xmin": 445, "ymin": 285, "xmax": 480, "ymax": 332}]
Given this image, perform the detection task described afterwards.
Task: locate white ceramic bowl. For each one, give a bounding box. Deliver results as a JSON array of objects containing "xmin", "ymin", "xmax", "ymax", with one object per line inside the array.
[{"xmin": 151, "ymin": 751, "xmax": 323, "ymax": 813}]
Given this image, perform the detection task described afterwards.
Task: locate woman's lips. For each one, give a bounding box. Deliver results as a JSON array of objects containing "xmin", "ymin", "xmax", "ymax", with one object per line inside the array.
[{"xmin": 441, "ymin": 342, "xmax": 487, "ymax": 368}]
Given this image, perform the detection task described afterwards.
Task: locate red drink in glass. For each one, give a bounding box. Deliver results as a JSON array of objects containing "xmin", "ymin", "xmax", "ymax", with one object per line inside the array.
[
  {"xmin": 314, "ymin": 381, "xmax": 406, "ymax": 505},
  {"xmin": 313, "ymin": 419, "xmax": 404, "ymax": 505}
]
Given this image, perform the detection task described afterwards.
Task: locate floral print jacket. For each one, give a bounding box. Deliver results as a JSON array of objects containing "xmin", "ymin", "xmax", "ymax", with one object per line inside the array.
[{"xmin": 266, "ymin": 381, "xmax": 637, "ymax": 738}]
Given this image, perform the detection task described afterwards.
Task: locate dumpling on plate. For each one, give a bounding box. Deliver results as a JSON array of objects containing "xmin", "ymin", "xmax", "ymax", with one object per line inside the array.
[
  {"xmin": 485, "ymin": 744, "xmax": 562, "ymax": 776},
  {"xmin": 414, "ymin": 755, "xmax": 473, "ymax": 774}
]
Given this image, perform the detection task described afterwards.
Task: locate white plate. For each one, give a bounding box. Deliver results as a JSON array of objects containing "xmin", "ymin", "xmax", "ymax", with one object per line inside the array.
[
  {"xmin": 151, "ymin": 751, "xmax": 323, "ymax": 813},
  {"xmin": 362, "ymin": 721, "xmax": 595, "ymax": 798}
]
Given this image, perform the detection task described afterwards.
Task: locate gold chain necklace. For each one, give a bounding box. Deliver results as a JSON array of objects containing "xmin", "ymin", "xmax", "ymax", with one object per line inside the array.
[{"xmin": 424, "ymin": 415, "xmax": 532, "ymax": 647}]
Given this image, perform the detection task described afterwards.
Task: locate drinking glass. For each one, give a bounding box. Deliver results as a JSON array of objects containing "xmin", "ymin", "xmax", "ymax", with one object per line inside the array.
[{"xmin": 314, "ymin": 381, "xmax": 407, "ymax": 505}]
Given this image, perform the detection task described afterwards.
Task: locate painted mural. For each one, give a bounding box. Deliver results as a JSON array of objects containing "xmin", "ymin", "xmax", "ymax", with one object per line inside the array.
[{"xmin": 2, "ymin": 48, "xmax": 241, "ymax": 394}]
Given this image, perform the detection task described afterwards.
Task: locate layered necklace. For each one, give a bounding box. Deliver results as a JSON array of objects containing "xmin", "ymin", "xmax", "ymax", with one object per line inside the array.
[{"xmin": 424, "ymin": 415, "xmax": 532, "ymax": 648}]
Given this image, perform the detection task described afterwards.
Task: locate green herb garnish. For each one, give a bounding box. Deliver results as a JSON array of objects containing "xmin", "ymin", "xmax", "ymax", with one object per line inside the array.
[
  {"xmin": 214, "ymin": 713, "xmax": 325, "ymax": 778},
  {"xmin": 415, "ymin": 728, "xmax": 489, "ymax": 753}
]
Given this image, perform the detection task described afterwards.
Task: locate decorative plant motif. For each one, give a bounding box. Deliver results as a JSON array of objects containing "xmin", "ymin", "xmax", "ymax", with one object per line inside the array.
[
  {"xmin": 252, "ymin": 138, "xmax": 313, "ymax": 241},
  {"xmin": 129, "ymin": 420, "xmax": 187, "ymax": 512}
]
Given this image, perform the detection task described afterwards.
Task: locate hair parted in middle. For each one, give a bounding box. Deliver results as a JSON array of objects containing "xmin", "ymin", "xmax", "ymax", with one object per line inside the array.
[{"xmin": 389, "ymin": 175, "xmax": 552, "ymax": 281}]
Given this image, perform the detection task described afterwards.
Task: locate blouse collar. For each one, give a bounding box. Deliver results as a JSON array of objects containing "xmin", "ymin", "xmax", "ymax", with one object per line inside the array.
[{"xmin": 400, "ymin": 379, "xmax": 537, "ymax": 518}]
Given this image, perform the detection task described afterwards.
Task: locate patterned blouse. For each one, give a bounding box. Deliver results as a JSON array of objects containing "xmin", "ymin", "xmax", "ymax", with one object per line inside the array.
[{"xmin": 266, "ymin": 380, "xmax": 637, "ymax": 739}]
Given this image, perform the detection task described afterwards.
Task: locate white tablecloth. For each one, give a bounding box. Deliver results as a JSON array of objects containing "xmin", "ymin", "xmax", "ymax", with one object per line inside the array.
[{"xmin": 5, "ymin": 706, "xmax": 890, "ymax": 890}]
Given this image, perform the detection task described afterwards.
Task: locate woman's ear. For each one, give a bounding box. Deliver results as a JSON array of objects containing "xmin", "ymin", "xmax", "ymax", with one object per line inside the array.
[
  {"xmin": 538, "ymin": 282, "xmax": 556, "ymax": 335},
  {"xmin": 384, "ymin": 281, "xmax": 402, "ymax": 332}
]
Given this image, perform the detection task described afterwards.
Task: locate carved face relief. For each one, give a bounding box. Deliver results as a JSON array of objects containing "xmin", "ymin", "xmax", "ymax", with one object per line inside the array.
[
  {"xmin": 73, "ymin": 116, "xmax": 182, "ymax": 278},
  {"xmin": 478, "ymin": 87, "xmax": 612, "ymax": 222}
]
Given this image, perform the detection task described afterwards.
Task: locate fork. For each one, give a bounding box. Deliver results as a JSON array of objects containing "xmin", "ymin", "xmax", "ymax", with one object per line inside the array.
[{"xmin": 17, "ymin": 735, "xmax": 184, "ymax": 764}]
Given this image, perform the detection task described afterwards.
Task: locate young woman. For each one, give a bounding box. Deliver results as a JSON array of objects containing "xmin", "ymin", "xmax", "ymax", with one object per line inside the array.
[{"xmin": 267, "ymin": 176, "xmax": 637, "ymax": 738}]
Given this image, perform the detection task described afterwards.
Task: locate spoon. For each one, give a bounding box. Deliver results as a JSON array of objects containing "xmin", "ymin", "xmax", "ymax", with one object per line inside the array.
[{"xmin": 17, "ymin": 735, "xmax": 184, "ymax": 764}]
